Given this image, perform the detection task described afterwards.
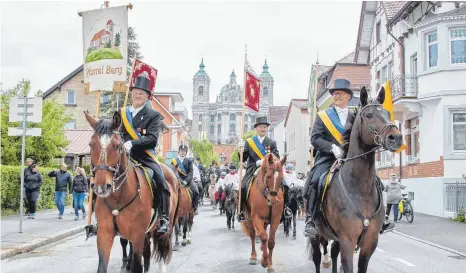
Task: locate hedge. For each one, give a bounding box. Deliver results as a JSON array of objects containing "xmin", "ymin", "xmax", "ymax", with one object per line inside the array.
[{"xmin": 1, "ymin": 165, "xmax": 73, "ymax": 214}]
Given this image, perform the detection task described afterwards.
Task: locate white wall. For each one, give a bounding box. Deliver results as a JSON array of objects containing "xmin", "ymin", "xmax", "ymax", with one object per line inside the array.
[
  {"xmin": 272, "ymin": 119, "xmax": 285, "ymax": 156},
  {"xmin": 285, "ymin": 105, "xmax": 311, "ymax": 174}
]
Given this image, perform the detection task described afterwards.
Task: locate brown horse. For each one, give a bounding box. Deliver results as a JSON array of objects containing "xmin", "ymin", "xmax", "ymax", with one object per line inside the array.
[
  {"xmin": 307, "ymin": 87, "xmax": 403, "ymax": 273},
  {"xmin": 84, "ymin": 111, "xmax": 179, "ymax": 273},
  {"xmin": 173, "ymin": 179, "xmax": 195, "ymax": 251},
  {"xmin": 241, "ymin": 153, "xmax": 286, "ymax": 273}
]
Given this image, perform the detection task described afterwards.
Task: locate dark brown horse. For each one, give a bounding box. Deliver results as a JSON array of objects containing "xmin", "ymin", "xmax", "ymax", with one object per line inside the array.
[
  {"xmin": 307, "ymin": 87, "xmax": 403, "ymax": 273},
  {"xmin": 173, "ymin": 179, "xmax": 195, "ymax": 251},
  {"xmin": 241, "ymin": 153, "xmax": 286, "ymax": 273},
  {"xmin": 84, "ymin": 111, "xmax": 179, "ymax": 273}
]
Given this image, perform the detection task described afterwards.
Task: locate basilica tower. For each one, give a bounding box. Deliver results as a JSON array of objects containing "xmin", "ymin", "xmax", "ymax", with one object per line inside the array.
[
  {"xmin": 192, "ymin": 58, "xmax": 211, "ymax": 140},
  {"xmin": 259, "ymin": 59, "xmax": 274, "ymax": 116}
]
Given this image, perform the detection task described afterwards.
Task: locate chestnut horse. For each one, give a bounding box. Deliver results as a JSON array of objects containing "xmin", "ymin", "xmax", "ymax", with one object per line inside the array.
[
  {"xmin": 84, "ymin": 111, "xmax": 179, "ymax": 273},
  {"xmin": 173, "ymin": 178, "xmax": 195, "ymax": 251},
  {"xmin": 307, "ymin": 87, "xmax": 403, "ymax": 273},
  {"xmin": 241, "ymin": 153, "xmax": 286, "ymax": 273}
]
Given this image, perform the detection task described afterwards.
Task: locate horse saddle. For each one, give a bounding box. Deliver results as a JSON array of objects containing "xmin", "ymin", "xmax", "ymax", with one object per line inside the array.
[
  {"xmin": 317, "ymin": 160, "xmax": 342, "ymax": 205},
  {"xmin": 133, "ymin": 164, "xmax": 158, "ymax": 207}
]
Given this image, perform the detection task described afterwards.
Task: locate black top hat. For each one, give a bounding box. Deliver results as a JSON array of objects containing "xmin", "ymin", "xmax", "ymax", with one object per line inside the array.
[
  {"xmin": 254, "ymin": 116, "xmax": 270, "ymax": 128},
  {"xmin": 178, "ymin": 144, "xmax": 188, "ymax": 151},
  {"xmin": 328, "ymin": 79, "xmax": 353, "ymax": 98},
  {"xmin": 130, "ymin": 74, "xmax": 152, "ymax": 96}
]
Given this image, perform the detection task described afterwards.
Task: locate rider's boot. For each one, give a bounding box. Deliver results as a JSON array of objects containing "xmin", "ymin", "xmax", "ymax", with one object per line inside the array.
[
  {"xmin": 381, "ymin": 215, "xmax": 395, "ymax": 234},
  {"xmin": 238, "ymin": 188, "xmax": 247, "ymax": 222},
  {"xmin": 284, "ymin": 185, "xmax": 292, "ymax": 217},
  {"xmin": 193, "ymin": 195, "xmax": 199, "ymax": 215},
  {"xmin": 157, "ymin": 190, "xmax": 170, "ymax": 235},
  {"xmin": 304, "ymin": 188, "xmax": 318, "ymax": 238}
]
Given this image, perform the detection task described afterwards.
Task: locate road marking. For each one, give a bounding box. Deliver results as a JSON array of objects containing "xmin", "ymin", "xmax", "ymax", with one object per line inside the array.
[
  {"xmin": 395, "ymin": 257, "xmax": 415, "ymax": 267},
  {"xmin": 376, "ymin": 248, "xmax": 385, "ymax": 252}
]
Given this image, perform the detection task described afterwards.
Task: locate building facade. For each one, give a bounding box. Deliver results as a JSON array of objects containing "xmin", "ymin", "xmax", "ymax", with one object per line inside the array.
[
  {"xmin": 191, "ymin": 59, "xmax": 275, "ymax": 144},
  {"xmin": 356, "ymin": 1, "xmax": 466, "ymax": 217}
]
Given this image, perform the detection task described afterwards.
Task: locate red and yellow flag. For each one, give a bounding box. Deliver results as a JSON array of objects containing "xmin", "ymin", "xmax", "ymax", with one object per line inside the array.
[{"xmin": 245, "ymin": 70, "xmax": 260, "ymax": 112}]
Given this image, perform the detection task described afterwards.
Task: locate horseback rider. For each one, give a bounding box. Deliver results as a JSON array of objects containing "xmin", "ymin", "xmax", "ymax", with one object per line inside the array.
[
  {"xmin": 195, "ymin": 157, "xmax": 206, "ymax": 181},
  {"xmin": 237, "ymin": 116, "xmax": 291, "ymax": 222},
  {"xmin": 121, "ymin": 74, "xmax": 170, "ymax": 235},
  {"xmin": 209, "ymin": 160, "xmax": 221, "ymax": 182},
  {"xmin": 224, "ymin": 163, "xmax": 240, "ymax": 191},
  {"xmin": 303, "ymin": 79, "xmax": 395, "ymax": 238},
  {"xmin": 172, "ymin": 144, "xmax": 200, "ymax": 215}
]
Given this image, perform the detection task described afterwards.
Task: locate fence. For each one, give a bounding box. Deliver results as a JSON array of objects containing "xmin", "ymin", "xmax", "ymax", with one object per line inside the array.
[{"xmin": 445, "ymin": 181, "xmax": 466, "ymax": 214}]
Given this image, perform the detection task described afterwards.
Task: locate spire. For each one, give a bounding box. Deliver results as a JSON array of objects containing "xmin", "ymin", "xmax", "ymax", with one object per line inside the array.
[
  {"xmin": 260, "ymin": 59, "xmax": 271, "ymax": 77},
  {"xmin": 199, "ymin": 58, "xmax": 205, "ymax": 71},
  {"xmin": 195, "ymin": 58, "xmax": 208, "ymax": 77},
  {"xmin": 230, "ymin": 70, "xmax": 236, "ymax": 83}
]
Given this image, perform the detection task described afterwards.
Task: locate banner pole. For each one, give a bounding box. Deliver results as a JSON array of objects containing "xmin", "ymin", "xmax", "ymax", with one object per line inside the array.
[
  {"xmin": 238, "ymin": 44, "xmax": 247, "ymax": 218},
  {"xmin": 123, "ymin": 59, "xmax": 137, "ymax": 107}
]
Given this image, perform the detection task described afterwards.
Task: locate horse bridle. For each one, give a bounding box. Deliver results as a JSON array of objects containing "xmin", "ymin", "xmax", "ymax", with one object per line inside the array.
[
  {"xmin": 342, "ymin": 103, "xmax": 398, "ymax": 162},
  {"xmin": 91, "ymin": 131, "xmax": 130, "ymax": 193}
]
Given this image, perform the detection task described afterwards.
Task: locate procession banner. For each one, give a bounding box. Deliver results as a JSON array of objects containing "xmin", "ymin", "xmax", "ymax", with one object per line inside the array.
[
  {"xmin": 82, "ymin": 5, "xmax": 128, "ymax": 93},
  {"xmin": 130, "ymin": 59, "xmax": 158, "ymax": 94}
]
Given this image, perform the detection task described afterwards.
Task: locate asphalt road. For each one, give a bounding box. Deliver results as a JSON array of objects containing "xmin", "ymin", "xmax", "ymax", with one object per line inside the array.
[{"xmin": 2, "ymin": 202, "xmax": 465, "ymax": 273}]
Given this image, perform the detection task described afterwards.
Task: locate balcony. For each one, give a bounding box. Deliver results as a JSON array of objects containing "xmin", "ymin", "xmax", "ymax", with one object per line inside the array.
[{"xmin": 390, "ymin": 74, "xmax": 418, "ymax": 101}]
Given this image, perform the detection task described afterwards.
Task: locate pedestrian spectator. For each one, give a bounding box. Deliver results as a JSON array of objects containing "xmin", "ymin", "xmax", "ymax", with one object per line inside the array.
[
  {"xmin": 24, "ymin": 164, "xmax": 43, "ymax": 219},
  {"xmin": 72, "ymin": 167, "xmax": 88, "ymax": 221},
  {"xmin": 22, "ymin": 158, "xmax": 34, "ymax": 215},
  {"xmin": 48, "ymin": 163, "xmax": 72, "ymax": 219},
  {"xmin": 384, "ymin": 174, "xmax": 406, "ymax": 222}
]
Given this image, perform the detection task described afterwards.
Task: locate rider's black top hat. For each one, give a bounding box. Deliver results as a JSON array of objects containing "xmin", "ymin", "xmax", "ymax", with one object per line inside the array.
[
  {"xmin": 178, "ymin": 144, "xmax": 188, "ymax": 151},
  {"xmin": 130, "ymin": 72, "xmax": 152, "ymax": 96},
  {"xmin": 254, "ymin": 116, "xmax": 270, "ymax": 128},
  {"xmin": 328, "ymin": 79, "xmax": 353, "ymax": 98}
]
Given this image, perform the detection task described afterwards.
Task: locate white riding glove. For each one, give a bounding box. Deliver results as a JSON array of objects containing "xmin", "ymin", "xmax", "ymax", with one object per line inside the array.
[
  {"xmin": 238, "ymin": 140, "xmax": 245, "ymax": 148},
  {"xmin": 331, "ymin": 144, "xmax": 343, "ymax": 159},
  {"xmin": 256, "ymin": 159, "xmax": 263, "ymax": 167},
  {"xmin": 123, "ymin": 141, "xmax": 133, "ymax": 153}
]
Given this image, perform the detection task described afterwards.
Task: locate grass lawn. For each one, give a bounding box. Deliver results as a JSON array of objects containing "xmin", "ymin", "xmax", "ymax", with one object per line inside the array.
[{"xmin": 85, "ymin": 47, "xmax": 123, "ymax": 63}]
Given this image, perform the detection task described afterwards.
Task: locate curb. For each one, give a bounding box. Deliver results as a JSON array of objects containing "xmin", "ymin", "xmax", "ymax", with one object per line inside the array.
[
  {"xmin": 392, "ymin": 230, "xmax": 466, "ymax": 258},
  {"xmin": 1, "ymin": 225, "xmax": 86, "ymax": 260}
]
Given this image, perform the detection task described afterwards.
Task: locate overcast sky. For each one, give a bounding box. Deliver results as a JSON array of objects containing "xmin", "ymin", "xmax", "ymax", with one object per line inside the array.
[{"xmin": 1, "ymin": 1, "xmax": 361, "ymax": 117}]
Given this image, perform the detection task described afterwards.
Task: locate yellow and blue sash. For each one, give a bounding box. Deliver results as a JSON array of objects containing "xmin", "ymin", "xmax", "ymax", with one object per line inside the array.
[
  {"xmin": 121, "ymin": 107, "xmax": 160, "ymax": 163},
  {"xmin": 317, "ymin": 108, "xmax": 344, "ymax": 145},
  {"xmin": 246, "ymin": 136, "xmax": 266, "ymax": 160},
  {"xmin": 171, "ymin": 158, "xmax": 187, "ymax": 177}
]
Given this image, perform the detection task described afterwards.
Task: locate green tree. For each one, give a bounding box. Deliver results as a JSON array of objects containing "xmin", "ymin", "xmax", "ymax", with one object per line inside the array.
[
  {"xmin": 114, "ymin": 32, "xmax": 121, "ymax": 47},
  {"xmin": 105, "ymin": 40, "xmax": 111, "ymax": 48},
  {"xmin": 1, "ymin": 80, "xmax": 70, "ymax": 166},
  {"xmin": 101, "ymin": 26, "xmax": 143, "ymax": 116},
  {"xmin": 189, "ymin": 139, "xmax": 219, "ymax": 166},
  {"xmin": 231, "ymin": 130, "xmax": 256, "ymax": 166}
]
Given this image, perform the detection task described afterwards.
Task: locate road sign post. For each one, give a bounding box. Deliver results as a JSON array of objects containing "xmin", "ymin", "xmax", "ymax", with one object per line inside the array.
[{"xmin": 8, "ymin": 96, "xmax": 42, "ymax": 233}]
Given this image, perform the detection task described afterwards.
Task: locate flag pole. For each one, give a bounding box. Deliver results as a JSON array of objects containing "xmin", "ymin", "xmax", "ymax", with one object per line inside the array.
[
  {"xmin": 123, "ymin": 59, "xmax": 137, "ymax": 107},
  {"xmin": 238, "ymin": 44, "xmax": 247, "ymax": 218},
  {"xmin": 309, "ymin": 56, "xmax": 319, "ymax": 169}
]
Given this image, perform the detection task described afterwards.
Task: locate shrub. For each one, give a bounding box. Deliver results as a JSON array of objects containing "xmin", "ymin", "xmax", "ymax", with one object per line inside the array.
[{"xmin": 1, "ymin": 165, "xmax": 72, "ymax": 214}]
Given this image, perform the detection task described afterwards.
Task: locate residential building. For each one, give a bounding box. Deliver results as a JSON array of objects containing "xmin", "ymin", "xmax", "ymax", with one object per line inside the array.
[
  {"xmin": 284, "ymin": 99, "xmax": 311, "ymax": 174},
  {"xmin": 191, "ymin": 59, "xmax": 274, "ymax": 144},
  {"xmin": 356, "ymin": 1, "xmax": 466, "ymax": 217},
  {"xmin": 268, "ymin": 106, "xmax": 289, "ymax": 156}
]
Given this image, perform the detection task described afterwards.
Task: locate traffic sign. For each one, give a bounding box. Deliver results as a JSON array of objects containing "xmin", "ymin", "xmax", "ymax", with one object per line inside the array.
[
  {"xmin": 9, "ymin": 97, "xmax": 42, "ymax": 123},
  {"xmin": 8, "ymin": 127, "xmax": 42, "ymax": 137}
]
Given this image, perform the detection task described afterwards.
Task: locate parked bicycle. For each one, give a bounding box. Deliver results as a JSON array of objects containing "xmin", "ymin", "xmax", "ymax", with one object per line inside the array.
[{"xmin": 398, "ymin": 193, "xmax": 414, "ymax": 223}]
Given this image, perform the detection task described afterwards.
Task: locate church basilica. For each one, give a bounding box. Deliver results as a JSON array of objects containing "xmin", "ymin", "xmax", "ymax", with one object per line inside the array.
[{"xmin": 191, "ymin": 59, "xmax": 274, "ymax": 144}]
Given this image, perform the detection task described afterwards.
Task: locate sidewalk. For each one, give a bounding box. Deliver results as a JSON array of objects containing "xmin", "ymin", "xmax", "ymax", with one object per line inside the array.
[
  {"xmin": 1, "ymin": 206, "xmax": 91, "ymax": 259},
  {"xmin": 393, "ymin": 212, "xmax": 466, "ymax": 255}
]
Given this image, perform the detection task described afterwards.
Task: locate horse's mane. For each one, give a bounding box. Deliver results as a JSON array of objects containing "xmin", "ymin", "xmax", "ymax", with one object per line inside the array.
[
  {"xmin": 341, "ymin": 108, "xmax": 358, "ymax": 158},
  {"xmin": 95, "ymin": 117, "xmax": 114, "ymax": 135}
]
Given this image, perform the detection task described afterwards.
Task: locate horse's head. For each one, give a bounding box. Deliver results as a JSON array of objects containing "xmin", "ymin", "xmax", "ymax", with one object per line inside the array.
[
  {"xmin": 85, "ymin": 110, "xmax": 126, "ymax": 198},
  {"xmin": 353, "ymin": 87, "xmax": 403, "ymax": 152},
  {"xmin": 289, "ymin": 185, "xmax": 304, "ymax": 204},
  {"xmin": 259, "ymin": 153, "xmax": 287, "ymax": 204},
  {"xmin": 209, "ymin": 172, "xmax": 217, "ymax": 186}
]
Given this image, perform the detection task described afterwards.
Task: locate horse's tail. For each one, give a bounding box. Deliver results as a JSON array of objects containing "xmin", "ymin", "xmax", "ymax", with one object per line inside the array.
[
  {"xmin": 240, "ymin": 222, "xmax": 250, "ymax": 237},
  {"xmin": 150, "ymin": 231, "xmax": 173, "ymax": 264}
]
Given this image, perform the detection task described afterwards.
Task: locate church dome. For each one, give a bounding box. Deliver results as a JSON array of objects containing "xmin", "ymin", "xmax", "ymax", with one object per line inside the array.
[
  {"xmin": 218, "ymin": 70, "xmax": 242, "ymax": 103},
  {"xmin": 194, "ymin": 58, "xmax": 209, "ymax": 78},
  {"xmin": 260, "ymin": 59, "xmax": 272, "ymax": 78}
]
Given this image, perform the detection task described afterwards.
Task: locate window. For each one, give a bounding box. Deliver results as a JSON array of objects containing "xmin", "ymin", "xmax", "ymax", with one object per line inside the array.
[
  {"xmin": 230, "ymin": 113, "xmax": 236, "ymax": 121},
  {"xmin": 450, "ymin": 28, "xmax": 466, "ymax": 64},
  {"xmin": 65, "ymin": 90, "xmax": 75, "ymax": 104},
  {"xmin": 198, "ymin": 124, "xmax": 202, "ymax": 132},
  {"xmin": 375, "ymin": 70, "xmax": 380, "ymax": 91},
  {"xmin": 209, "ymin": 125, "xmax": 214, "ymax": 135},
  {"xmin": 217, "ymin": 124, "xmax": 222, "ymax": 135},
  {"xmin": 210, "ymin": 115, "xmax": 215, "ymax": 122},
  {"xmin": 217, "ymin": 114, "xmax": 221, "ymax": 121},
  {"xmin": 64, "ymin": 120, "xmax": 76, "ymax": 129},
  {"xmin": 410, "ymin": 53, "xmax": 418, "ymax": 74},
  {"xmin": 376, "ymin": 21, "xmax": 381, "ymax": 43},
  {"xmin": 427, "ymin": 31, "xmax": 438, "ymax": 68},
  {"xmin": 381, "ymin": 65, "xmax": 387, "ymax": 83},
  {"xmin": 198, "ymin": 114, "xmax": 202, "ymax": 122},
  {"xmin": 198, "ymin": 86, "xmax": 204, "ymax": 96},
  {"xmin": 244, "ymin": 125, "xmax": 248, "ymax": 133},
  {"xmin": 229, "ymin": 124, "xmax": 236, "ymax": 134},
  {"xmin": 100, "ymin": 93, "xmax": 111, "ymax": 105},
  {"xmin": 410, "ymin": 120, "xmax": 419, "ymax": 160},
  {"xmin": 388, "ymin": 61, "xmax": 394, "ymax": 81},
  {"xmin": 452, "ymin": 112, "xmax": 466, "ymax": 152},
  {"xmin": 381, "ymin": 151, "xmax": 393, "ymax": 166},
  {"xmin": 263, "ymin": 87, "xmax": 268, "ymax": 97}
]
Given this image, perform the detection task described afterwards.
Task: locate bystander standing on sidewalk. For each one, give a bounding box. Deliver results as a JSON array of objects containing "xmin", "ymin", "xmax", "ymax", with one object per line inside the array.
[
  {"xmin": 72, "ymin": 167, "xmax": 88, "ymax": 221},
  {"xmin": 24, "ymin": 164, "xmax": 43, "ymax": 219},
  {"xmin": 22, "ymin": 158, "xmax": 34, "ymax": 215},
  {"xmin": 48, "ymin": 163, "xmax": 72, "ymax": 219},
  {"xmin": 384, "ymin": 174, "xmax": 406, "ymax": 222}
]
